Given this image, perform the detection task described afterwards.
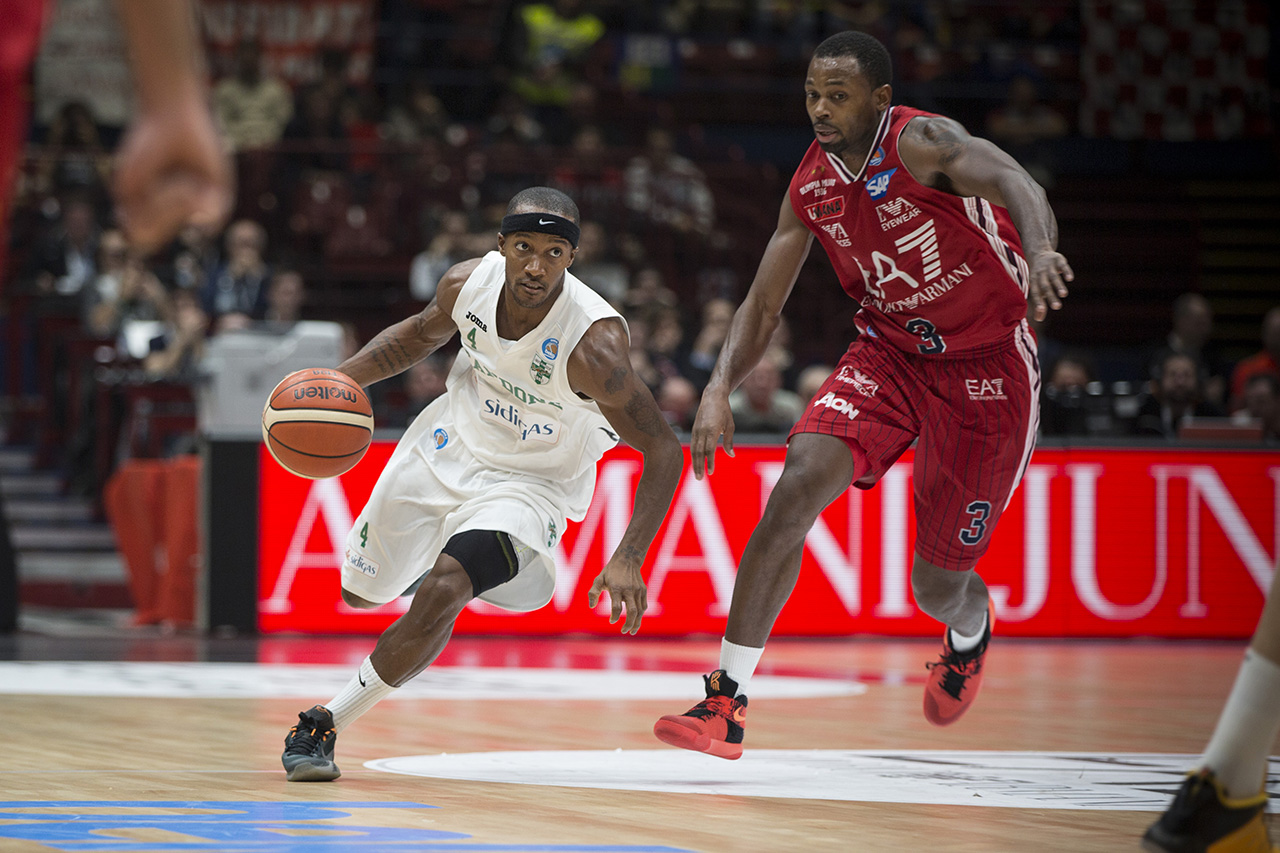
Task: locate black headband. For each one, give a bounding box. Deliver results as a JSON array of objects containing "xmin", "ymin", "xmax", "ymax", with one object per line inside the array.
[{"xmin": 500, "ymin": 212, "xmax": 580, "ymax": 248}]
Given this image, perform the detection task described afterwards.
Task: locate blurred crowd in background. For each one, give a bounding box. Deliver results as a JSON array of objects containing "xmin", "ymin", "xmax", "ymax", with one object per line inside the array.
[{"xmin": 1, "ymin": 0, "xmax": 1277, "ymax": 514}]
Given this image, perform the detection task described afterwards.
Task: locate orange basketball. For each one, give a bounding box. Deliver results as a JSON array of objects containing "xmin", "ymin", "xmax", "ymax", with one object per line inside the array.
[{"xmin": 261, "ymin": 368, "xmax": 374, "ymax": 479}]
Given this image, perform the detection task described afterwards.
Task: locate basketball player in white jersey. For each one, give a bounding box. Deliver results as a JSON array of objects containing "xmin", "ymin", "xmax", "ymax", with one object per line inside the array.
[{"xmin": 281, "ymin": 186, "xmax": 684, "ymax": 781}]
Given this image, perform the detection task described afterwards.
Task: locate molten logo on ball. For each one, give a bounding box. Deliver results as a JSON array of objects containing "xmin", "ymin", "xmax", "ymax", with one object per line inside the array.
[{"xmin": 293, "ymin": 385, "xmax": 360, "ymax": 403}]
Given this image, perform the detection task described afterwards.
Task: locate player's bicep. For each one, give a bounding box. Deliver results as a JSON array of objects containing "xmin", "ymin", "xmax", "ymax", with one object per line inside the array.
[{"xmin": 570, "ymin": 320, "xmax": 671, "ymax": 449}]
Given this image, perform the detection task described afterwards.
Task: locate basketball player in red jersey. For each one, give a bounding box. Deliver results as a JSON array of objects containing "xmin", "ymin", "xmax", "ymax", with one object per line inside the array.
[
  {"xmin": 0, "ymin": 0, "xmax": 229, "ymax": 629},
  {"xmin": 654, "ymin": 31, "xmax": 1073, "ymax": 760},
  {"xmin": 0, "ymin": 0, "xmax": 230, "ymax": 265}
]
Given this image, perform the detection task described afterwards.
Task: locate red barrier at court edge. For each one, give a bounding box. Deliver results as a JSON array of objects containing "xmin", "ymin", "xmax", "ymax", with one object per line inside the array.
[{"xmin": 257, "ymin": 443, "xmax": 1278, "ymax": 638}]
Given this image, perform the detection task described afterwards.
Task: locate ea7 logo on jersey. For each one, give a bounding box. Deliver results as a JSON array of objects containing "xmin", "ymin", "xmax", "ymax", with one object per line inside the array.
[
  {"xmin": 966, "ymin": 378, "xmax": 1008, "ymax": 401},
  {"xmin": 876, "ymin": 197, "xmax": 922, "ymax": 231},
  {"xmin": 866, "ymin": 168, "xmax": 897, "ymax": 199},
  {"xmin": 813, "ymin": 391, "xmax": 860, "ymax": 420},
  {"xmin": 821, "ymin": 222, "xmax": 852, "ymax": 247},
  {"xmin": 834, "ymin": 365, "xmax": 879, "ymax": 397},
  {"xmin": 804, "ymin": 197, "xmax": 844, "ymax": 222}
]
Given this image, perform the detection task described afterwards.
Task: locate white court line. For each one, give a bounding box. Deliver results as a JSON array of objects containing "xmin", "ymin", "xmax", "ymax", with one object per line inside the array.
[{"xmin": 368, "ymin": 749, "xmax": 1280, "ymax": 811}]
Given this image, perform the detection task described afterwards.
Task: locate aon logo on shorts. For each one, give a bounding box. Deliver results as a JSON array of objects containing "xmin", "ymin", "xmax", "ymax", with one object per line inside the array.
[{"xmin": 813, "ymin": 392, "xmax": 860, "ymax": 420}]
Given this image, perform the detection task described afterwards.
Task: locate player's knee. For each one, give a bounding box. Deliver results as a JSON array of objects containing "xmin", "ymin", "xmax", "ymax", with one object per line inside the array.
[{"xmin": 341, "ymin": 588, "xmax": 381, "ymax": 610}]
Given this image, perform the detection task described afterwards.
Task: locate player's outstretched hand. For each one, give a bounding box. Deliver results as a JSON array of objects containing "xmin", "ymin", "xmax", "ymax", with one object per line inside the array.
[
  {"xmin": 112, "ymin": 100, "xmax": 233, "ymax": 255},
  {"xmin": 690, "ymin": 390, "xmax": 735, "ymax": 480},
  {"xmin": 1028, "ymin": 250, "xmax": 1073, "ymax": 322},
  {"xmin": 588, "ymin": 557, "xmax": 648, "ymax": 635}
]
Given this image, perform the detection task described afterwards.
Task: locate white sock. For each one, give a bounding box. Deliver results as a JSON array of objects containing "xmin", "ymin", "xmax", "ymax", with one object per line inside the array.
[
  {"xmin": 1199, "ymin": 648, "xmax": 1280, "ymax": 798},
  {"xmin": 326, "ymin": 656, "xmax": 396, "ymax": 732},
  {"xmin": 719, "ymin": 638, "xmax": 765, "ymax": 697},
  {"xmin": 948, "ymin": 609, "xmax": 988, "ymax": 653}
]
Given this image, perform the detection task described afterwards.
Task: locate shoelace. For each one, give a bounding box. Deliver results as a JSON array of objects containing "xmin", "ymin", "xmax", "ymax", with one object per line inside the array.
[
  {"xmin": 285, "ymin": 717, "xmax": 330, "ymax": 755},
  {"xmin": 927, "ymin": 651, "xmax": 982, "ymax": 700},
  {"xmin": 686, "ymin": 695, "xmax": 736, "ymax": 720}
]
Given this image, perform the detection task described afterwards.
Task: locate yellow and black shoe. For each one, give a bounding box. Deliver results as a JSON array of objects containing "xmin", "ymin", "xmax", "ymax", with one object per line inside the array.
[
  {"xmin": 1142, "ymin": 769, "xmax": 1275, "ymax": 853},
  {"xmin": 282, "ymin": 705, "xmax": 341, "ymax": 782}
]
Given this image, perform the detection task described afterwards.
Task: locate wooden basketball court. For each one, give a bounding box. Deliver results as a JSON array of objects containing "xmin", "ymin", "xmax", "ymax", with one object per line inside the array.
[{"xmin": 2, "ymin": 626, "xmax": 1276, "ymax": 852}]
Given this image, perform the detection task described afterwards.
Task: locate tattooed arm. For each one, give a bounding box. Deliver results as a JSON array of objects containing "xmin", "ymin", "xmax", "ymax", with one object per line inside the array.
[
  {"xmin": 569, "ymin": 317, "xmax": 684, "ymax": 634},
  {"xmin": 337, "ymin": 258, "xmax": 479, "ymax": 387},
  {"xmin": 898, "ymin": 115, "xmax": 1073, "ymax": 321}
]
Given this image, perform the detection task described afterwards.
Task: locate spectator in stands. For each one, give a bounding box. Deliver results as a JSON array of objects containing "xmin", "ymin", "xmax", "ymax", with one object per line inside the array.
[
  {"xmin": 1147, "ymin": 293, "xmax": 1229, "ymax": 409},
  {"xmin": 84, "ymin": 229, "xmax": 170, "ymax": 340},
  {"xmin": 729, "ymin": 355, "xmax": 805, "ymax": 434},
  {"xmin": 202, "ymin": 219, "xmax": 270, "ymax": 328},
  {"xmin": 985, "ymin": 75, "xmax": 1068, "ymax": 154},
  {"xmin": 1134, "ymin": 351, "xmax": 1225, "ymax": 440},
  {"xmin": 410, "ymin": 210, "xmax": 481, "ymax": 302},
  {"xmin": 166, "ymin": 224, "xmax": 221, "ymax": 293},
  {"xmin": 796, "ymin": 364, "xmax": 834, "ymax": 403},
  {"xmin": 625, "ymin": 126, "xmax": 715, "ymax": 239},
  {"xmin": 645, "ymin": 303, "xmax": 688, "ymax": 389},
  {"xmin": 623, "ymin": 307, "xmax": 662, "ymax": 394},
  {"xmin": 570, "ymin": 220, "xmax": 628, "ymax": 306},
  {"xmin": 260, "ymin": 269, "xmax": 307, "ymax": 331},
  {"xmin": 27, "ymin": 196, "xmax": 99, "ymax": 299},
  {"xmin": 684, "ymin": 297, "xmax": 735, "ymax": 391},
  {"xmin": 212, "ymin": 41, "xmax": 293, "ymax": 152},
  {"xmin": 1230, "ymin": 307, "xmax": 1280, "ymax": 413},
  {"xmin": 382, "ymin": 77, "xmax": 453, "ymax": 146},
  {"xmin": 509, "ymin": 0, "xmax": 607, "ymax": 121},
  {"xmin": 282, "ymin": 84, "xmax": 348, "ymax": 175},
  {"xmin": 548, "ymin": 124, "xmax": 626, "ymax": 218},
  {"xmin": 622, "ymin": 265, "xmax": 678, "ymax": 314},
  {"xmin": 657, "ymin": 374, "xmax": 699, "ymax": 432},
  {"xmin": 143, "ymin": 288, "xmax": 209, "ymax": 381},
  {"xmin": 1040, "ymin": 350, "xmax": 1097, "ymax": 436},
  {"xmin": 35, "ymin": 100, "xmax": 111, "ymax": 202},
  {"xmin": 1237, "ymin": 373, "xmax": 1280, "ymax": 443},
  {"xmin": 485, "ymin": 91, "xmax": 547, "ymax": 149}
]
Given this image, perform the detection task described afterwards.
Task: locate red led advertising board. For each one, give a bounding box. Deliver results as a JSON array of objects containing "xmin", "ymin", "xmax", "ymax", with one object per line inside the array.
[{"xmin": 258, "ymin": 444, "xmax": 1278, "ymax": 638}]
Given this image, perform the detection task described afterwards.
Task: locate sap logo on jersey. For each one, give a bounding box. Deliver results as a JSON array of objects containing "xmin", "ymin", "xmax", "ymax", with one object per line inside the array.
[
  {"xmin": 804, "ymin": 197, "xmax": 844, "ymax": 222},
  {"xmin": 834, "ymin": 365, "xmax": 879, "ymax": 397},
  {"xmin": 866, "ymin": 168, "xmax": 897, "ymax": 199},
  {"xmin": 966, "ymin": 378, "xmax": 1008, "ymax": 401},
  {"xmin": 346, "ymin": 549, "xmax": 379, "ymax": 577},
  {"xmin": 813, "ymin": 392, "xmax": 860, "ymax": 420},
  {"xmin": 821, "ymin": 222, "xmax": 852, "ymax": 247}
]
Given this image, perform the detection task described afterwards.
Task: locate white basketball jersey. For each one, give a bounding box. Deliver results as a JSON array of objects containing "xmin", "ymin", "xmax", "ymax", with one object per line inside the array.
[{"xmin": 443, "ymin": 251, "xmax": 623, "ymax": 518}]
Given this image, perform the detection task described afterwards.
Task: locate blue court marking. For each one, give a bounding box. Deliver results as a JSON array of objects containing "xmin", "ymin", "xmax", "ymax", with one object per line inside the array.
[{"xmin": 0, "ymin": 801, "xmax": 691, "ymax": 852}]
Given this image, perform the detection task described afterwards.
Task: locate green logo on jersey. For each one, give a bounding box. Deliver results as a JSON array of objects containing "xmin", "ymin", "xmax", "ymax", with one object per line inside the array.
[
  {"xmin": 530, "ymin": 357, "xmax": 553, "ymax": 386},
  {"xmin": 546, "ymin": 519, "xmax": 558, "ymax": 548}
]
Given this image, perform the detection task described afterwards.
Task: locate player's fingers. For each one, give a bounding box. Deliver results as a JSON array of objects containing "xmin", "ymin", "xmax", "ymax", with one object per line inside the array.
[
  {"xmin": 587, "ymin": 573, "xmax": 604, "ymax": 608},
  {"xmin": 1057, "ymin": 257, "xmax": 1075, "ymax": 289},
  {"xmin": 722, "ymin": 421, "xmax": 735, "ymax": 458},
  {"xmin": 118, "ymin": 177, "xmax": 201, "ymax": 255},
  {"xmin": 625, "ymin": 597, "xmax": 644, "ymax": 634},
  {"xmin": 610, "ymin": 590, "xmax": 623, "ymax": 624}
]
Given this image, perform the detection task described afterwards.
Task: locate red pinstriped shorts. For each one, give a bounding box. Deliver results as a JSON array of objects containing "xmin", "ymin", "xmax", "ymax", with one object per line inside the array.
[{"xmin": 789, "ymin": 325, "xmax": 1040, "ymax": 571}]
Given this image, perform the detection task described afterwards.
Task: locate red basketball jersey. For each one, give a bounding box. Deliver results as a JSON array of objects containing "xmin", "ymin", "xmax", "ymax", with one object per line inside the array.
[{"xmin": 789, "ymin": 105, "xmax": 1030, "ymax": 355}]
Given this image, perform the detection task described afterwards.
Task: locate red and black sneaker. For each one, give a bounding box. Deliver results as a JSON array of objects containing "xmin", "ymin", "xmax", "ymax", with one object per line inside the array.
[
  {"xmin": 653, "ymin": 670, "xmax": 748, "ymax": 760},
  {"xmin": 923, "ymin": 598, "xmax": 994, "ymax": 727}
]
